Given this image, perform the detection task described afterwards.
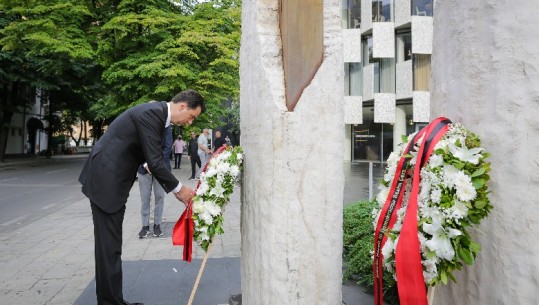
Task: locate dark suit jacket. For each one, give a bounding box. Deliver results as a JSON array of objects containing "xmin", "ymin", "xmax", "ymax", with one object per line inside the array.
[
  {"xmin": 79, "ymin": 101, "xmax": 179, "ymax": 213},
  {"xmin": 137, "ymin": 125, "xmax": 172, "ymax": 175}
]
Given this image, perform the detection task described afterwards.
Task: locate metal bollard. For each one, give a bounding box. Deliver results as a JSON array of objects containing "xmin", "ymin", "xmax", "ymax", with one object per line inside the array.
[{"xmin": 369, "ymin": 162, "xmax": 373, "ymax": 201}]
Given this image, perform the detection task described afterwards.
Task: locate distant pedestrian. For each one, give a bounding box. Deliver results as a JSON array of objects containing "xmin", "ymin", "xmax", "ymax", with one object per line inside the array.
[
  {"xmin": 187, "ymin": 131, "xmax": 201, "ymax": 180},
  {"xmin": 212, "ymin": 130, "xmax": 227, "ymax": 152},
  {"xmin": 197, "ymin": 128, "xmax": 211, "ymax": 178},
  {"xmin": 172, "ymin": 135, "xmax": 185, "ymax": 169}
]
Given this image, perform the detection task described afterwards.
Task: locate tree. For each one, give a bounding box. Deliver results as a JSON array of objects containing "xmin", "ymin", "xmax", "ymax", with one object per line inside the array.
[
  {"xmin": 0, "ymin": 0, "xmax": 241, "ymax": 159},
  {"xmin": 97, "ymin": 0, "xmax": 241, "ymax": 130},
  {"xmin": 152, "ymin": 0, "xmax": 241, "ymax": 129},
  {"xmin": 0, "ymin": 0, "xmax": 96, "ymax": 158}
]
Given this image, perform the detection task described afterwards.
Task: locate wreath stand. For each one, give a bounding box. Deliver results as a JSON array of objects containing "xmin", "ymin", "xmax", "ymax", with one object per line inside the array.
[
  {"xmin": 187, "ymin": 243, "xmax": 213, "ymax": 305},
  {"xmin": 427, "ymin": 287, "xmax": 436, "ymax": 305}
]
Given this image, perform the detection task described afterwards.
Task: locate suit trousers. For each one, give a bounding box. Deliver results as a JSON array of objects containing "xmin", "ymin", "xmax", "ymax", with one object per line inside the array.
[
  {"xmin": 190, "ymin": 154, "xmax": 201, "ymax": 179},
  {"xmin": 91, "ymin": 201, "xmax": 126, "ymax": 305},
  {"xmin": 138, "ymin": 173, "xmax": 165, "ymax": 226}
]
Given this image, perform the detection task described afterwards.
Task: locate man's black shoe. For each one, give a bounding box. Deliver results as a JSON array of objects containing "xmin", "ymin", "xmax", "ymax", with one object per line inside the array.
[{"xmin": 122, "ymin": 301, "xmax": 144, "ymax": 305}]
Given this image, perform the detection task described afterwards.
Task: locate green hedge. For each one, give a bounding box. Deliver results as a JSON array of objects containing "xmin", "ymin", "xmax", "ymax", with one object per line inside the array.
[{"xmin": 343, "ymin": 200, "xmax": 399, "ymax": 305}]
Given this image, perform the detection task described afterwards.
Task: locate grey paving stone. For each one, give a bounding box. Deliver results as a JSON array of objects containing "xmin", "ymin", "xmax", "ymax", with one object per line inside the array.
[{"xmin": 73, "ymin": 258, "xmax": 240, "ymax": 305}]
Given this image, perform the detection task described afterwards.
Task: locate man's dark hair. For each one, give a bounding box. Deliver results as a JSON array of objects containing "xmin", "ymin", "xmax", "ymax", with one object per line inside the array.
[{"xmin": 171, "ymin": 89, "xmax": 206, "ymax": 113}]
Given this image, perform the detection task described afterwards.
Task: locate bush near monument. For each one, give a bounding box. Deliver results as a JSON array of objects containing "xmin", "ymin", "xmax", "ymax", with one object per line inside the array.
[{"xmin": 343, "ymin": 200, "xmax": 399, "ymax": 304}]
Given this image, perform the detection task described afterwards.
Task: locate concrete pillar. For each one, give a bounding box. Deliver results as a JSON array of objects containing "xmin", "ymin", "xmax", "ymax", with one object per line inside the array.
[
  {"xmin": 239, "ymin": 1, "xmax": 344, "ymax": 304},
  {"xmin": 430, "ymin": 1, "xmax": 539, "ymax": 304},
  {"xmin": 393, "ymin": 105, "xmax": 407, "ymax": 152}
]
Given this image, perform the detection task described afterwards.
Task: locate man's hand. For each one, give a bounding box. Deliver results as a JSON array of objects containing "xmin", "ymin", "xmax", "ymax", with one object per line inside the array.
[{"xmin": 174, "ymin": 186, "xmax": 194, "ymax": 205}]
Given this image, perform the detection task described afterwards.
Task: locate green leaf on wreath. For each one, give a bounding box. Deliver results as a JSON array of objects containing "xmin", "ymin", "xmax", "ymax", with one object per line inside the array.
[
  {"xmin": 474, "ymin": 200, "xmax": 487, "ymax": 209},
  {"xmin": 468, "ymin": 215, "xmax": 480, "ymax": 224},
  {"xmin": 469, "ymin": 241, "xmax": 481, "ymax": 252},
  {"xmin": 458, "ymin": 248, "xmax": 474, "ymax": 265},
  {"xmin": 447, "ymin": 272, "xmax": 457, "ymax": 283},
  {"xmin": 472, "ymin": 178, "xmax": 485, "ymax": 189},
  {"xmin": 441, "ymin": 269, "xmax": 448, "ymax": 285},
  {"xmin": 454, "ymin": 162, "xmax": 465, "ymax": 170},
  {"xmin": 471, "ymin": 167, "xmax": 486, "ymax": 178},
  {"xmin": 461, "ymin": 235, "xmax": 471, "ymax": 246}
]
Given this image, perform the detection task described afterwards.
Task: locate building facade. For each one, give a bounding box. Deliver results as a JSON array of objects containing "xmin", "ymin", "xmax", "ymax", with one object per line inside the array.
[
  {"xmin": 5, "ymin": 89, "xmax": 49, "ymax": 156},
  {"xmin": 342, "ymin": 0, "xmax": 433, "ymax": 162}
]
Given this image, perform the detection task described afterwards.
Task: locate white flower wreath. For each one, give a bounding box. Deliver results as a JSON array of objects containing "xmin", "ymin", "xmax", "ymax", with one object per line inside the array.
[
  {"xmin": 192, "ymin": 146, "xmax": 243, "ymax": 251},
  {"xmin": 373, "ymin": 123, "xmax": 492, "ymax": 286}
]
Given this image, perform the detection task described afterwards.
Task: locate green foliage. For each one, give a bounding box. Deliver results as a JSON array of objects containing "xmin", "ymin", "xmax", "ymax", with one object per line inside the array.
[
  {"xmin": 1, "ymin": 1, "xmax": 96, "ymax": 89},
  {"xmin": 343, "ymin": 200, "xmax": 399, "ymax": 304},
  {"xmin": 96, "ymin": 0, "xmax": 241, "ymax": 130},
  {"xmin": 0, "ymin": 0, "xmax": 242, "ymax": 156}
]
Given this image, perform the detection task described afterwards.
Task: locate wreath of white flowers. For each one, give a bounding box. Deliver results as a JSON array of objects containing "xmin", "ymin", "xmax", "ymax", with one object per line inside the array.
[
  {"xmin": 192, "ymin": 146, "xmax": 243, "ymax": 251},
  {"xmin": 373, "ymin": 123, "xmax": 492, "ymax": 286}
]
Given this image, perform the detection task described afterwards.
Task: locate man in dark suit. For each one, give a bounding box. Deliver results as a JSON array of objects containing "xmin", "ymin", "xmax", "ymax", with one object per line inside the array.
[{"xmin": 78, "ymin": 89, "xmax": 205, "ymax": 305}]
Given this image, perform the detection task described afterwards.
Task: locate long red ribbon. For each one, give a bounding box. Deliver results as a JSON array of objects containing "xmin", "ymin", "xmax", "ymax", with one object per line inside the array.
[
  {"xmin": 395, "ymin": 118, "xmax": 450, "ymax": 305},
  {"xmin": 172, "ymin": 146, "xmax": 228, "ymax": 262},
  {"xmin": 373, "ymin": 128, "xmax": 426, "ymax": 305},
  {"xmin": 374, "ymin": 117, "xmax": 451, "ymax": 305}
]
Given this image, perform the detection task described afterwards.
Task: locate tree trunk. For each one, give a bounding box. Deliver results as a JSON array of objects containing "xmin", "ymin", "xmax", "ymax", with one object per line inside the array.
[
  {"xmin": 83, "ymin": 120, "xmax": 88, "ymax": 145},
  {"xmin": 0, "ymin": 123, "xmax": 11, "ymax": 163},
  {"xmin": 46, "ymin": 92, "xmax": 53, "ymax": 158},
  {"xmin": 0, "ymin": 82, "xmax": 15, "ymax": 162}
]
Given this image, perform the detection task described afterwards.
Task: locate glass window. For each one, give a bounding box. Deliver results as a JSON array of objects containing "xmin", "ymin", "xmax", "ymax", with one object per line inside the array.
[
  {"xmin": 341, "ymin": 0, "xmax": 361, "ymax": 29},
  {"xmin": 352, "ymin": 107, "xmax": 394, "ymax": 162},
  {"xmin": 345, "ymin": 63, "xmax": 363, "ymax": 96},
  {"xmin": 372, "ymin": 0, "xmax": 393, "ymax": 22},
  {"xmin": 362, "ymin": 38, "xmax": 371, "ymax": 67},
  {"xmin": 362, "ymin": 37, "xmax": 380, "ymax": 94},
  {"xmin": 413, "ymin": 54, "xmax": 431, "ymax": 91},
  {"xmin": 412, "ymin": 0, "xmax": 433, "ymax": 16},
  {"xmin": 379, "ymin": 58, "xmax": 395, "ymax": 93},
  {"xmin": 363, "ymin": 37, "xmax": 394, "ymax": 94},
  {"xmin": 396, "ymin": 32, "xmax": 412, "ymax": 63}
]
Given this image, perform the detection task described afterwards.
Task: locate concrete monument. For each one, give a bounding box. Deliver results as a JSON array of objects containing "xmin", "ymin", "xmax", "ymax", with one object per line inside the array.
[
  {"xmin": 239, "ymin": 0, "xmax": 344, "ymax": 304},
  {"xmin": 430, "ymin": 0, "xmax": 539, "ymax": 304}
]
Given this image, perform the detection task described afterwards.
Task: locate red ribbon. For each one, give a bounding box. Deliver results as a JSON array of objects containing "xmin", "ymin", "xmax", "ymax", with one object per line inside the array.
[
  {"xmin": 373, "ymin": 129, "xmax": 425, "ymax": 305},
  {"xmin": 172, "ymin": 146, "xmax": 228, "ymax": 262},
  {"xmin": 172, "ymin": 202, "xmax": 194, "ymax": 262},
  {"xmin": 374, "ymin": 117, "xmax": 451, "ymax": 305}
]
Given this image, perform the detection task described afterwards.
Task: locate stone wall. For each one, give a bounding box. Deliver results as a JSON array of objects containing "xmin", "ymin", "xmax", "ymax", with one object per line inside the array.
[
  {"xmin": 430, "ymin": 1, "xmax": 539, "ymax": 304},
  {"xmin": 239, "ymin": 0, "xmax": 344, "ymax": 304}
]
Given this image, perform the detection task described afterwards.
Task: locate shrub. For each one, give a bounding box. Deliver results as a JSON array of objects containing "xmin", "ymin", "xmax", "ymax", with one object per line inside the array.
[{"xmin": 343, "ymin": 200, "xmax": 399, "ymax": 305}]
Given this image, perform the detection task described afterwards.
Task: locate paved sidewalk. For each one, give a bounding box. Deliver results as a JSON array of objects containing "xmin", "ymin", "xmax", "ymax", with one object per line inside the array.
[{"xmin": 0, "ymin": 155, "xmax": 384, "ymax": 305}]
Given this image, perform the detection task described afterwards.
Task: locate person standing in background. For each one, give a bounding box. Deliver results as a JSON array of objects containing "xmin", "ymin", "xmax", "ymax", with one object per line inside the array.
[
  {"xmin": 197, "ymin": 128, "xmax": 211, "ymax": 178},
  {"xmin": 136, "ymin": 123, "xmax": 172, "ymax": 239},
  {"xmin": 172, "ymin": 135, "xmax": 185, "ymax": 169},
  {"xmin": 187, "ymin": 131, "xmax": 201, "ymax": 180},
  {"xmin": 212, "ymin": 130, "xmax": 227, "ymax": 152}
]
